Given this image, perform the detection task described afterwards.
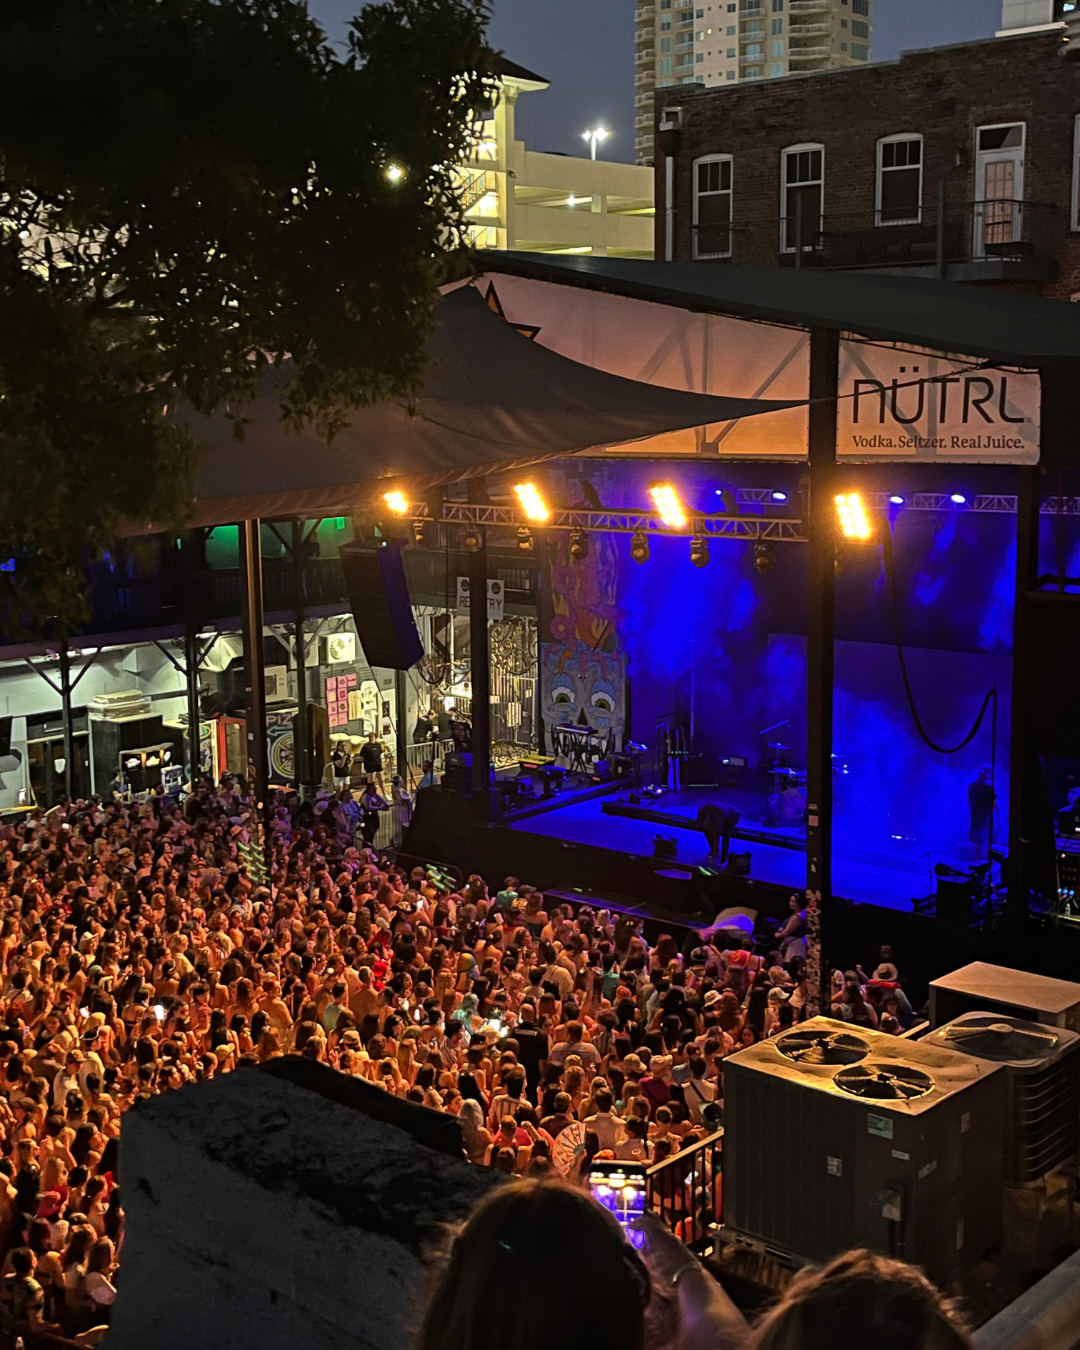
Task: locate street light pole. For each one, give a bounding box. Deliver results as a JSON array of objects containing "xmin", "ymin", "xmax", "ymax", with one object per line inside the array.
[{"xmin": 581, "ymin": 126, "xmax": 609, "ymax": 160}]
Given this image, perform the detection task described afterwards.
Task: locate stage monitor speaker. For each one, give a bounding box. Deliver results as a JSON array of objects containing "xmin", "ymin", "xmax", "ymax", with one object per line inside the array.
[
  {"xmin": 0, "ymin": 717, "xmax": 10, "ymax": 757},
  {"xmin": 442, "ymin": 751, "xmax": 472, "ymax": 794},
  {"xmin": 339, "ymin": 542, "xmax": 424, "ymax": 671},
  {"xmin": 933, "ymin": 866, "xmax": 977, "ymax": 923}
]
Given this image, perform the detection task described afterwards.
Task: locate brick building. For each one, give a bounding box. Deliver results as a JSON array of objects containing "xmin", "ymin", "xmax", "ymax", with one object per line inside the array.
[{"xmin": 654, "ymin": 29, "xmax": 1080, "ymax": 296}]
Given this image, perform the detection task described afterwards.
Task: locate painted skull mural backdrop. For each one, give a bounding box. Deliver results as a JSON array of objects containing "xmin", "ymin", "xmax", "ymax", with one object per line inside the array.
[{"xmin": 540, "ymin": 533, "xmax": 627, "ymax": 757}]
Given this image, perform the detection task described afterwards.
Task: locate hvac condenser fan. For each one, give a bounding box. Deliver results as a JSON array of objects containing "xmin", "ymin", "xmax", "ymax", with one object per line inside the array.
[
  {"xmin": 939, "ymin": 1016, "xmax": 1060, "ymax": 1063},
  {"xmin": 835, "ymin": 1063, "xmax": 934, "ymax": 1100},
  {"xmin": 777, "ymin": 1030, "xmax": 870, "ymax": 1066}
]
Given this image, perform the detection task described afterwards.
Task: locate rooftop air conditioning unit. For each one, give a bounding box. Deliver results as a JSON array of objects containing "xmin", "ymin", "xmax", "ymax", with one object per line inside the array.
[
  {"xmin": 723, "ymin": 1017, "xmax": 1005, "ymax": 1284},
  {"xmin": 929, "ymin": 962, "xmax": 1080, "ymax": 1034},
  {"xmin": 922, "ymin": 1013, "xmax": 1080, "ymax": 1187},
  {"xmin": 264, "ymin": 666, "xmax": 289, "ymax": 703},
  {"xmin": 324, "ymin": 632, "xmax": 356, "ymax": 665}
]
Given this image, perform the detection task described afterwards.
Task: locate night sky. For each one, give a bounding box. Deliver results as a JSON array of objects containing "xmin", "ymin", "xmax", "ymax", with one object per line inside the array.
[{"xmin": 307, "ymin": 0, "xmax": 1003, "ymax": 157}]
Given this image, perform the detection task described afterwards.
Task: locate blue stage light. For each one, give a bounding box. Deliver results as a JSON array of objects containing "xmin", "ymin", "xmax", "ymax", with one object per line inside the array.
[
  {"xmin": 771, "ymin": 491, "xmax": 788, "ymax": 502},
  {"xmin": 889, "ymin": 495, "xmax": 905, "ymax": 505},
  {"xmin": 950, "ymin": 493, "xmax": 967, "ymax": 505}
]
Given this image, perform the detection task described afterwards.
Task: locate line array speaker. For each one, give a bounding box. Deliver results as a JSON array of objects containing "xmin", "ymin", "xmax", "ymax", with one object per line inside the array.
[{"xmin": 339, "ymin": 542, "xmax": 424, "ymax": 671}]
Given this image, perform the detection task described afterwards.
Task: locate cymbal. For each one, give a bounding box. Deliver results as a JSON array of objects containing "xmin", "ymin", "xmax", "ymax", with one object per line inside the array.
[{"xmin": 767, "ymin": 742, "xmax": 789, "ymax": 751}]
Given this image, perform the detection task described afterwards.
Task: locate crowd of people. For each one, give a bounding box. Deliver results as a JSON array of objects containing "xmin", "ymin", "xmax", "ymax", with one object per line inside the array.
[{"xmin": 0, "ymin": 770, "xmax": 922, "ymax": 1346}]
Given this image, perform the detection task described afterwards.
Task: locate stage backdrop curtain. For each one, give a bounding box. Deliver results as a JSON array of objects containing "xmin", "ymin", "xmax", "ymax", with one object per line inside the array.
[{"xmin": 178, "ymin": 284, "xmax": 798, "ymax": 529}]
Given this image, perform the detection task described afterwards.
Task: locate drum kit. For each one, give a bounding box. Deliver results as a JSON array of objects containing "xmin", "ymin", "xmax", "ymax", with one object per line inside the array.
[
  {"xmin": 765, "ymin": 742, "xmax": 807, "ymax": 825},
  {"xmin": 762, "ymin": 742, "xmax": 850, "ymax": 827}
]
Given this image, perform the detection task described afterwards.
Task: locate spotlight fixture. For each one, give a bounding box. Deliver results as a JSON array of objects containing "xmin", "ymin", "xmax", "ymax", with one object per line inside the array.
[
  {"xmin": 514, "ymin": 482, "xmax": 550, "ymax": 523},
  {"xmin": 835, "ymin": 492, "xmax": 872, "ymax": 541},
  {"xmin": 569, "ymin": 528, "xmax": 589, "ymax": 561},
  {"xmin": 383, "ymin": 490, "xmax": 409, "ymax": 515},
  {"xmin": 889, "ymin": 494, "xmax": 905, "ymax": 506},
  {"xmin": 771, "ymin": 490, "xmax": 788, "ymax": 503},
  {"xmin": 753, "ymin": 542, "xmax": 773, "ymax": 574},
  {"xmin": 412, "ymin": 518, "xmax": 429, "ymax": 545},
  {"xmin": 384, "ymin": 162, "xmax": 406, "ymax": 185},
  {"xmin": 950, "ymin": 492, "xmax": 967, "ymax": 505},
  {"xmin": 690, "ymin": 535, "xmax": 710, "ymax": 569},
  {"xmin": 649, "ymin": 483, "xmax": 688, "ymax": 530},
  {"xmin": 630, "ymin": 530, "xmax": 651, "ymax": 564},
  {"xmin": 463, "ymin": 526, "xmax": 482, "ymax": 553},
  {"xmin": 516, "ymin": 525, "xmax": 535, "ymax": 553}
]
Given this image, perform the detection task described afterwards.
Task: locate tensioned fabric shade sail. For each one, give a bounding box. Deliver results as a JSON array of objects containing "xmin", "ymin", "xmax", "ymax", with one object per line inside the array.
[{"xmin": 181, "ymin": 283, "xmax": 799, "ymax": 528}]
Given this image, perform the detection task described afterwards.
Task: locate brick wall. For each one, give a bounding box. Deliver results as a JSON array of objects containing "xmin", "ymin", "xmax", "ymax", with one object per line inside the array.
[{"xmin": 656, "ymin": 31, "xmax": 1080, "ymax": 298}]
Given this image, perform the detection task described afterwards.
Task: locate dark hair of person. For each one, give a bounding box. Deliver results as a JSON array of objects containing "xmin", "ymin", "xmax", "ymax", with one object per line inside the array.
[
  {"xmin": 416, "ymin": 1180, "xmax": 648, "ymax": 1350},
  {"xmin": 748, "ymin": 1249, "xmax": 971, "ymax": 1350}
]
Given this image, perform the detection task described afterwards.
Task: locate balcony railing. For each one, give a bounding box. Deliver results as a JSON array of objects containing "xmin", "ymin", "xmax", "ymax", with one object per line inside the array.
[
  {"xmin": 787, "ymin": 44, "xmax": 831, "ymax": 58},
  {"xmin": 635, "ymin": 47, "xmax": 656, "ymax": 63},
  {"xmin": 788, "ymin": 0, "xmax": 831, "ymax": 9},
  {"xmin": 636, "ymin": 70, "xmax": 656, "ymax": 85},
  {"xmin": 788, "ymin": 22, "xmax": 830, "ymax": 36},
  {"xmin": 637, "ymin": 25, "xmax": 655, "ymax": 41},
  {"xmin": 635, "ymin": 4, "xmax": 654, "ymax": 19},
  {"xmin": 689, "ymin": 199, "xmax": 1060, "ymax": 274},
  {"xmin": 648, "ymin": 1129, "xmax": 723, "ymax": 1252}
]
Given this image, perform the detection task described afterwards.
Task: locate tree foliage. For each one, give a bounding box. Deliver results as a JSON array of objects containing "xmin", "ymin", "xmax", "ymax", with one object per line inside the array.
[{"xmin": 0, "ymin": 0, "xmax": 494, "ymax": 636}]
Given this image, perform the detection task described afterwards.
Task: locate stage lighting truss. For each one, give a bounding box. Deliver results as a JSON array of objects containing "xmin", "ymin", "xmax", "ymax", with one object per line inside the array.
[
  {"xmin": 437, "ymin": 504, "xmax": 804, "ymax": 542},
  {"xmin": 398, "ymin": 490, "xmax": 1080, "ymax": 550}
]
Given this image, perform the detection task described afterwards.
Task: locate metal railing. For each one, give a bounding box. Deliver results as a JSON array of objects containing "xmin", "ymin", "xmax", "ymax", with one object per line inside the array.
[
  {"xmin": 648, "ymin": 1128, "xmax": 724, "ymax": 1252},
  {"xmin": 691, "ymin": 199, "xmax": 1060, "ymax": 272}
]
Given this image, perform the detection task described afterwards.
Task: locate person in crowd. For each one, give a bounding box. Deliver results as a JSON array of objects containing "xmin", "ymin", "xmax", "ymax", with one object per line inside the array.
[
  {"xmin": 415, "ymin": 1181, "xmax": 748, "ymax": 1350},
  {"xmin": 360, "ymin": 734, "xmax": 386, "ymax": 795},
  {"xmin": 746, "ymin": 1248, "xmax": 971, "ymax": 1350}
]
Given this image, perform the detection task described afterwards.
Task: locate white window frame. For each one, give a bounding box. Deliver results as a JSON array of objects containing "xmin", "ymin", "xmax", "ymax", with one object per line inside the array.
[
  {"xmin": 780, "ymin": 141, "xmax": 824, "ymax": 254},
  {"xmin": 693, "ymin": 153, "xmax": 734, "ymax": 260},
  {"xmin": 875, "ymin": 133, "xmax": 923, "ymax": 227},
  {"xmin": 1071, "ymin": 113, "xmax": 1080, "ymax": 231}
]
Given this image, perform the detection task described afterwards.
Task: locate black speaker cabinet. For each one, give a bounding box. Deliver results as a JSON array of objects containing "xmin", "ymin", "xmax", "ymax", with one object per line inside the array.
[
  {"xmin": 1020, "ymin": 593, "xmax": 1080, "ymax": 757},
  {"xmin": 339, "ymin": 542, "xmax": 424, "ymax": 671}
]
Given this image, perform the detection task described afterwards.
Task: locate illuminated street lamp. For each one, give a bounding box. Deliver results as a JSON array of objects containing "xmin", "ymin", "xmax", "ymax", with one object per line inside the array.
[{"xmin": 581, "ymin": 126, "xmax": 610, "ymax": 160}]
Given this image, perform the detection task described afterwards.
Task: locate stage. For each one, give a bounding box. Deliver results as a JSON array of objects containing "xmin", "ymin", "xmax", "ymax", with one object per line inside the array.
[{"xmin": 503, "ymin": 782, "xmax": 933, "ymax": 914}]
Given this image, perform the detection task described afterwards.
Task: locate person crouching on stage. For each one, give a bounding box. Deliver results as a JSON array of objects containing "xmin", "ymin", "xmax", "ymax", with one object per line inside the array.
[{"xmin": 696, "ymin": 802, "xmax": 740, "ymax": 866}]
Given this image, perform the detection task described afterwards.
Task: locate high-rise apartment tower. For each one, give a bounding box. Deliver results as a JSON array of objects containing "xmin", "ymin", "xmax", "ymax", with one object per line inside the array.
[{"xmin": 635, "ymin": 0, "xmax": 873, "ymax": 164}]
